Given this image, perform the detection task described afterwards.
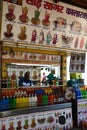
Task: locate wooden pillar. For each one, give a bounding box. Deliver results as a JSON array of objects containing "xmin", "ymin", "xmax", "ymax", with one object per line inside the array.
[
  {"xmin": 61, "ymin": 55, "xmax": 67, "ymax": 88},
  {"xmin": 0, "ymin": 41, "xmax": 2, "ymax": 100}
]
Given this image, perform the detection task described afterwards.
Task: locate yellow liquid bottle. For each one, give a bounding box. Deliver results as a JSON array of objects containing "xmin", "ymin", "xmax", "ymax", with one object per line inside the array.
[
  {"xmin": 25, "ymin": 94, "xmax": 29, "ymax": 108},
  {"xmin": 16, "ymin": 95, "xmax": 20, "ymax": 109},
  {"xmin": 22, "ymin": 96, "xmax": 25, "ymax": 108},
  {"xmin": 19, "ymin": 96, "xmax": 23, "ymax": 108}
]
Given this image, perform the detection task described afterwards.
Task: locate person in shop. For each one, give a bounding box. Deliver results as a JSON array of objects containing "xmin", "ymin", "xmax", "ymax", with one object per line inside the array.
[
  {"xmin": 67, "ymin": 77, "xmax": 74, "ymax": 87},
  {"xmin": 19, "ymin": 71, "xmax": 32, "ymax": 86},
  {"xmin": 18, "ymin": 71, "xmax": 24, "ymax": 86},
  {"xmin": 42, "ymin": 77, "xmax": 47, "ymax": 86}
]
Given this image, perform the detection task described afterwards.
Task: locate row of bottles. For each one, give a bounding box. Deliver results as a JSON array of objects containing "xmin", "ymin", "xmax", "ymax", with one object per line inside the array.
[
  {"xmin": 74, "ymin": 86, "xmax": 87, "ymax": 99},
  {"xmin": 0, "ymin": 92, "xmax": 65, "ymax": 111},
  {"xmin": 2, "ymin": 87, "xmax": 57, "ymax": 97}
]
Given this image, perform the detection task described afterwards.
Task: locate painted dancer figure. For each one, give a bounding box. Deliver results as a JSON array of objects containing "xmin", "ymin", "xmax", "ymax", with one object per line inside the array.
[
  {"xmin": 31, "ymin": 29, "xmax": 37, "ymax": 43},
  {"xmin": 39, "ymin": 29, "xmax": 44, "ymax": 44},
  {"xmin": 52, "ymin": 34, "xmax": 58, "ymax": 45},
  {"xmin": 46, "ymin": 31, "xmax": 52, "ymax": 44}
]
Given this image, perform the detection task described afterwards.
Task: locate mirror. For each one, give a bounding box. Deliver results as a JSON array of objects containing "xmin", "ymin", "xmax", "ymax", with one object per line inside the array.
[{"xmin": 2, "ymin": 63, "xmax": 61, "ymax": 88}]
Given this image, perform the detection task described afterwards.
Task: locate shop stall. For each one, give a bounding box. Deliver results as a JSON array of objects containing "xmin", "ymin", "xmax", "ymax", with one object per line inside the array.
[{"xmin": 0, "ymin": 0, "xmax": 87, "ymax": 129}]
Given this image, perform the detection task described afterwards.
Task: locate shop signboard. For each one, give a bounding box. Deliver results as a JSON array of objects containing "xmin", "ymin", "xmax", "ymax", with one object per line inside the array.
[
  {"xmin": 1, "ymin": 0, "xmax": 87, "ymax": 52},
  {"xmin": 69, "ymin": 53, "xmax": 85, "ymax": 73}
]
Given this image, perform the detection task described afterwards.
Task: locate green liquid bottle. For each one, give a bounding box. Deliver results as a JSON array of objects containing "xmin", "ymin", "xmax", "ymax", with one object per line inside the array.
[
  {"xmin": 9, "ymin": 96, "xmax": 16, "ymax": 109},
  {"xmin": 9, "ymin": 96, "xmax": 13, "ymax": 110},
  {"xmin": 13, "ymin": 96, "xmax": 16, "ymax": 109},
  {"xmin": 42, "ymin": 94, "xmax": 48, "ymax": 106}
]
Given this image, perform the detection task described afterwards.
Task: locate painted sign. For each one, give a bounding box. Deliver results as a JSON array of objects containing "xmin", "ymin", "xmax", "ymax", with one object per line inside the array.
[
  {"xmin": 1, "ymin": 0, "xmax": 87, "ymax": 51},
  {"xmin": 69, "ymin": 53, "xmax": 85, "ymax": 73}
]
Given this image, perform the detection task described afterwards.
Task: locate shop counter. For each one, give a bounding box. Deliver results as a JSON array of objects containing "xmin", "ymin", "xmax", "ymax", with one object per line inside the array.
[
  {"xmin": 0, "ymin": 102, "xmax": 72, "ymax": 118},
  {"xmin": 0, "ymin": 102, "xmax": 73, "ymax": 130}
]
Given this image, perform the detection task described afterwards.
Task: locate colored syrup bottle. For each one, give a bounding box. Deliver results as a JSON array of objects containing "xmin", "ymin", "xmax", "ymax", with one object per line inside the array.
[
  {"xmin": 5, "ymin": 96, "xmax": 9, "ymax": 110},
  {"xmin": 2, "ymin": 96, "xmax": 6, "ymax": 110},
  {"xmin": 9, "ymin": 96, "xmax": 13, "ymax": 110},
  {"xmin": 28, "ymin": 94, "xmax": 30, "ymax": 107},
  {"xmin": 86, "ymin": 89, "xmax": 87, "ymax": 99},
  {"xmin": 22, "ymin": 95, "xmax": 26, "ymax": 108},
  {"xmin": 37, "ymin": 94, "xmax": 42, "ymax": 106},
  {"xmin": 16, "ymin": 95, "xmax": 20, "ymax": 109},
  {"xmin": 54, "ymin": 93, "xmax": 58, "ymax": 104},
  {"xmin": 12, "ymin": 96, "xmax": 16, "ymax": 109},
  {"xmin": 48, "ymin": 93, "xmax": 51, "ymax": 105},
  {"xmin": 50, "ymin": 93, "xmax": 54, "ymax": 105},
  {"xmin": 19, "ymin": 96, "xmax": 23, "ymax": 108},
  {"xmin": 29, "ymin": 94, "xmax": 32, "ymax": 107},
  {"xmin": 48, "ymin": 92, "xmax": 54, "ymax": 105},
  {"xmin": 42, "ymin": 94, "xmax": 48, "ymax": 105},
  {"xmin": 34, "ymin": 94, "xmax": 37, "ymax": 107},
  {"xmin": 76, "ymin": 88, "xmax": 82, "ymax": 99},
  {"xmin": 25, "ymin": 94, "xmax": 29, "ymax": 108},
  {"xmin": 31, "ymin": 94, "xmax": 35, "ymax": 107},
  {"xmin": 0, "ymin": 100, "xmax": 3, "ymax": 111}
]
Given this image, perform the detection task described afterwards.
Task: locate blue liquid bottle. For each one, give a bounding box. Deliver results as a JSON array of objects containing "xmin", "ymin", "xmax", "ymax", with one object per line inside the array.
[
  {"xmin": 2, "ymin": 96, "xmax": 9, "ymax": 110},
  {"xmin": 5, "ymin": 96, "xmax": 9, "ymax": 110},
  {"xmin": 75, "ymin": 87, "xmax": 82, "ymax": 99}
]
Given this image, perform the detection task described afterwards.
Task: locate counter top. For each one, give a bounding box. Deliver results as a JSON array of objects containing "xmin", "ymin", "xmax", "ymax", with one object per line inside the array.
[{"xmin": 0, "ymin": 102, "xmax": 72, "ymax": 118}]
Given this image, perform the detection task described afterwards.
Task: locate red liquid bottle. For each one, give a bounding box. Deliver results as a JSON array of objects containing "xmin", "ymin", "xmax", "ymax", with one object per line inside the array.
[{"xmin": 37, "ymin": 94, "xmax": 42, "ymax": 106}]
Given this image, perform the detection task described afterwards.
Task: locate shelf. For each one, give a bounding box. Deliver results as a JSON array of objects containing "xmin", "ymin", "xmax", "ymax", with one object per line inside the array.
[
  {"xmin": 0, "ymin": 102, "xmax": 72, "ymax": 118},
  {"xmin": 2, "ymin": 85, "xmax": 63, "ymax": 89}
]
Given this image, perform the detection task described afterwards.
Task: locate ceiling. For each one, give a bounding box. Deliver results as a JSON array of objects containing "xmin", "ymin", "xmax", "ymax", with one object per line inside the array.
[{"xmin": 59, "ymin": 0, "xmax": 87, "ymax": 10}]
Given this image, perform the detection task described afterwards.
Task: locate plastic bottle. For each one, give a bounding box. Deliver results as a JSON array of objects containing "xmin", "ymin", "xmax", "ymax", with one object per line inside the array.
[
  {"xmin": 50, "ymin": 93, "xmax": 54, "ymax": 105},
  {"xmin": 5, "ymin": 96, "xmax": 9, "ymax": 110},
  {"xmin": 25, "ymin": 94, "xmax": 29, "ymax": 108},
  {"xmin": 28, "ymin": 94, "xmax": 30, "ymax": 107},
  {"xmin": 82, "ymin": 87, "xmax": 86, "ymax": 99},
  {"xmin": 37, "ymin": 94, "xmax": 42, "ymax": 106},
  {"xmin": 19, "ymin": 95, "xmax": 23, "ymax": 108},
  {"xmin": 31, "ymin": 94, "xmax": 35, "ymax": 107},
  {"xmin": 29, "ymin": 94, "xmax": 32, "ymax": 107},
  {"xmin": 48, "ymin": 93, "xmax": 54, "ymax": 105},
  {"xmin": 34, "ymin": 94, "xmax": 37, "ymax": 107},
  {"xmin": 9, "ymin": 96, "xmax": 13, "ymax": 109},
  {"xmin": 48, "ymin": 93, "xmax": 50, "ymax": 105},
  {"xmin": 75, "ymin": 87, "xmax": 82, "ymax": 99},
  {"xmin": 22, "ymin": 95, "xmax": 26, "ymax": 108},
  {"xmin": 13, "ymin": 96, "xmax": 16, "ymax": 109},
  {"xmin": 54, "ymin": 93, "xmax": 58, "ymax": 104},
  {"xmin": 2, "ymin": 96, "xmax": 6, "ymax": 110},
  {"xmin": 16, "ymin": 95, "xmax": 20, "ymax": 109},
  {"xmin": 0, "ymin": 100, "xmax": 2, "ymax": 111},
  {"xmin": 42, "ymin": 93, "xmax": 48, "ymax": 105}
]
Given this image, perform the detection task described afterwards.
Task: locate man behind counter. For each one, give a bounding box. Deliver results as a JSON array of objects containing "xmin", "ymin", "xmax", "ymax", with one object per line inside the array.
[{"xmin": 19, "ymin": 71, "xmax": 32, "ymax": 87}]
